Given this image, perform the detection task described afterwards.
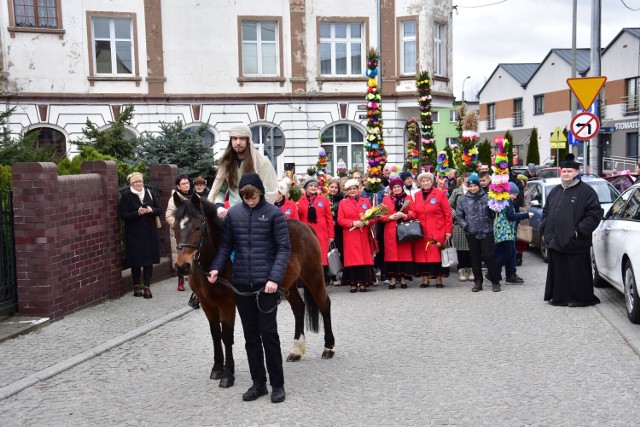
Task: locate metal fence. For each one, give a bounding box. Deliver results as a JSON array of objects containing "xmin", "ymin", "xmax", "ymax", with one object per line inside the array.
[{"xmin": 0, "ymin": 187, "xmax": 17, "ymax": 316}]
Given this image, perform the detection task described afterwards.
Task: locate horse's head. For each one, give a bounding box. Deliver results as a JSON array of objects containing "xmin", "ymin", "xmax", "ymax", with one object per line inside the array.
[{"xmin": 173, "ymin": 192, "xmax": 215, "ymax": 276}]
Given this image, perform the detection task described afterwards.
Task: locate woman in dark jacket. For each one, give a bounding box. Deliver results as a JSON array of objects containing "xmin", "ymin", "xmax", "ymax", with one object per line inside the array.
[
  {"xmin": 119, "ymin": 172, "xmax": 162, "ymax": 299},
  {"xmin": 456, "ymin": 173, "xmax": 502, "ymax": 293},
  {"xmin": 327, "ymin": 178, "xmax": 344, "ymax": 285}
]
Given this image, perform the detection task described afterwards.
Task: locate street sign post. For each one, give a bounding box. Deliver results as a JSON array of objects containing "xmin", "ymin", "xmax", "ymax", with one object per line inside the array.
[{"xmin": 570, "ymin": 112, "xmax": 600, "ymax": 141}]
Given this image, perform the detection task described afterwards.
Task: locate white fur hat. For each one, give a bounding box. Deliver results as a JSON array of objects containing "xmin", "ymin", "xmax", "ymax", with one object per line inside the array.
[
  {"xmin": 344, "ymin": 178, "xmax": 360, "ymax": 190},
  {"xmin": 278, "ymin": 177, "xmax": 290, "ymax": 196}
]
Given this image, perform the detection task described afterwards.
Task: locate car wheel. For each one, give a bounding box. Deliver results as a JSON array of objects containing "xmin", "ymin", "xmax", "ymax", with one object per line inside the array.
[
  {"xmin": 591, "ymin": 247, "xmax": 608, "ymax": 288},
  {"xmin": 624, "ymin": 260, "xmax": 640, "ymax": 324},
  {"xmin": 540, "ymin": 235, "xmax": 549, "ymax": 263}
]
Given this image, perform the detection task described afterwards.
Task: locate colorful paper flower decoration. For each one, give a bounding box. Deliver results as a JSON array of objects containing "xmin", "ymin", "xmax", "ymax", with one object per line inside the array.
[
  {"xmin": 363, "ymin": 47, "xmax": 386, "ymax": 193},
  {"xmin": 488, "ymin": 138, "xmax": 511, "ymax": 212}
]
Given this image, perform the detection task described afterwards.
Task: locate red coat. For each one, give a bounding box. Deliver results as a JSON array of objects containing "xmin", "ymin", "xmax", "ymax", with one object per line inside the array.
[
  {"xmin": 412, "ymin": 188, "xmax": 453, "ymax": 263},
  {"xmin": 337, "ymin": 196, "xmax": 374, "ymax": 267},
  {"xmin": 279, "ymin": 198, "xmax": 299, "ymax": 220},
  {"xmin": 381, "ymin": 194, "xmax": 416, "ymax": 262},
  {"xmin": 298, "ymin": 193, "xmax": 334, "ymax": 265}
]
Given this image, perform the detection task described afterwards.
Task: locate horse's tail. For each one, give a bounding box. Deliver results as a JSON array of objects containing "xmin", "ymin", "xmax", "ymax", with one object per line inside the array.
[{"xmin": 303, "ymin": 284, "xmax": 321, "ymax": 333}]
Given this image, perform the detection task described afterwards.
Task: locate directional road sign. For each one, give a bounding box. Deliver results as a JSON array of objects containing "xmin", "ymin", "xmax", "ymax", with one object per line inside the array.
[
  {"xmin": 570, "ymin": 111, "xmax": 600, "ymax": 141},
  {"xmin": 567, "ymin": 76, "xmax": 607, "ymax": 111}
]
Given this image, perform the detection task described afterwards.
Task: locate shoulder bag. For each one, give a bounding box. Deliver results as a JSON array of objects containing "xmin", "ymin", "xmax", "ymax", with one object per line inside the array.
[
  {"xmin": 327, "ymin": 241, "xmax": 343, "ymax": 276},
  {"xmin": 516, "ymin": 224, "xmax": 533, "ymax": 243},
  {"xmin": 440, "ymin": 238, "xmax": 458, "ymax": 268},
  {"xmin": 396, "ymin": 220, "xmax": 424, "ymax": 243}
]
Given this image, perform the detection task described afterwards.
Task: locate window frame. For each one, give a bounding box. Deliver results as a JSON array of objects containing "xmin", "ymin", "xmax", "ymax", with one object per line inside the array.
[
  {"xmin": 398, "ymin": 18, "xmax": 417, "ymax": 76},
  {"xmin": 487, "ymin": 103, "xmax": 496, "ymax": 130},
  {"xmin": 431, "ymin": 110, "xmax": 440, "ymax": 123},
  {"xmin": 237, "ymin": 16, "xmax": 285, "ymax": 86},
  {"xmin": 86, "ymin": 11, "xmax": 140, "ymax": 86},
  {"xmin": 433, "ymin": 22, "xmax": 447, "ymax": 78},
  {"xmin": 625, "ymin": 77, "xmax": 639, "ymax": 115},
  {"xmin": 534, "ymin": 94, "xmax": 544, "ymax": 115},
  {"xmin": 513, "ymin": 98, "xmax": 523, "ymax": 127},
  {"xmin": 449, "ymin": 109, "xmax": 458, "ymax": 122},
  {"xmin": 317, "ymin": 18, "xmax": 368, "ymax": 80},
  {"xmin": 7, "ymin": 0, "xmax": 64, "ymax": 38},
  {"xmin": 320, "ymin": 123, "xmax": 365, "ymax": 175}
]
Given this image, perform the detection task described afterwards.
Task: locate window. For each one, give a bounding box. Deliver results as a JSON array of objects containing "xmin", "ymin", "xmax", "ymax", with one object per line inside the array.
[
  {"xmin": 242, "ymin": 21, "xmax": 278, "ymax": 76},
  {"xmin": 91, "ymin": 17, "xmax": 133, "ymax": 75},
  {"xmin": 626, "ymin": 132, "xmax": 638, "ymax": 157},
  {"xmin": 625, "ymin": 77, "xmax": 639, "ymax": 114},
  {"xmin": 319, "ymin": 22, "xmax": 364, "ymax": 76},
  {"xmin": 620, "ymin": 189, "xmax": 640, "ymax": 221},
  {"xmin": 534, "ymin": 95, "xmax": 544, "ymax": 115},
  {"xmin": 400, "ymin": 20, "xmax": 416, "ymax": 75},
  {"xmin": 449, "ymin": 109, "xmax": 458, "ymax": 122},
  {"xmin": 513, "ymin": 98, "xmax": 523, "ymax": 127},
  {"xmin": 184, "ymin": 125, "xmax": 215, "ymax": 147},
  {"xmin": 431, "ymin": 110, "xmax": 439, "ymax": 123},
  {"xmin": 433, "ymin": 23, "xmax": 447, "ymax": 77},
  {"xmin": 487, "ymin": 103, "xmax": 496, "ymax": 130},
  {"xmin": 251, "ymin": 125, "xmax": 285, "ymax": 169},
  {"xmin": 13, "ymin": 0, "xmax": 58, "ymax": 28},
  {"xmin": 320, "ymin": 124, "xmax": 365, "ymax": 175},
  {"xmin": 25, "ymin": 126, "xmax": 65, "ymax": 158},
  {"xmin": 446, "ymin": 137, "xmax": 458, "ymax": 147}
]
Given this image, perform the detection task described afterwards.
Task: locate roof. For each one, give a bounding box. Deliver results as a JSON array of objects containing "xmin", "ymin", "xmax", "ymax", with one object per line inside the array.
[
  {"xmin": 477, "ymin": 63, "xmax": 540, "ymax": 96},
  {"xmin": 602, "ymin": 27, "xmax": 640, "ymax": 56},
  {"xmin": 524, "ymin": 48, "xmax": 591, "ymax": 86}
]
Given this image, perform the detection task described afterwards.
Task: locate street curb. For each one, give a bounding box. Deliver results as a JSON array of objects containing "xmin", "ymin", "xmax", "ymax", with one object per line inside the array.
[
  {"xmin": 0, "ymin": 305, "xmax": 193, "ymax": 401},
  {"xmin": 596, "ymin": 301, "xmax": 640, "ymax": 357}
]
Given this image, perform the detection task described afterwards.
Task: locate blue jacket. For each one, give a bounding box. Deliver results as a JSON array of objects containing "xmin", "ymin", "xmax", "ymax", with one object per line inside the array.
[
  {"xmin": 455, "ymin": 189, "xmax": 494, "ymax": 239},
  {"xmin": 209, "ymin": 197, "xmax": 291, "ymax": 286}
]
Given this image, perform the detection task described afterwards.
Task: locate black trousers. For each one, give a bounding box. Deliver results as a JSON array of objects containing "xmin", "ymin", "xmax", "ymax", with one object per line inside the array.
[
  {"xmin": 235, "ymin": 286, "xmax": 284, "ymax": 388},
  {"xmin": 131, "ymin": 265, "xmax": 153, "ymax": 285},
  {"xmin": 465, "ymin": 233, "xmax": 500, "ymax": 284}
]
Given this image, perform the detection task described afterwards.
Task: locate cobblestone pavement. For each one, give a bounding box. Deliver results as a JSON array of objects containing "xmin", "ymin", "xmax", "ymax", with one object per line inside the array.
[{"xmin": 1, "ymin": 251, "xmax": 640, "ymax": 426}]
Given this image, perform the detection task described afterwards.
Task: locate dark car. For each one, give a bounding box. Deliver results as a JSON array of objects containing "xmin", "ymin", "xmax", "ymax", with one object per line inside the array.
[{"xmin": 526, "ymin": 176, "xmax": 620, "ymax": 262}]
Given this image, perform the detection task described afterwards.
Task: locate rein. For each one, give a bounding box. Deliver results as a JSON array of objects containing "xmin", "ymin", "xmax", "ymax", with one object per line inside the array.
[{"xmin": 177, "ymin": 215, "xmax": 288, "ymax": 314}]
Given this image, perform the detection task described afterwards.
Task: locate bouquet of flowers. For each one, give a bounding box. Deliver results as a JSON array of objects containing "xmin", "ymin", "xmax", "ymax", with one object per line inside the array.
[{"xmin": 350, "ymin": 204, "xmax": 389, "ymax": 231}]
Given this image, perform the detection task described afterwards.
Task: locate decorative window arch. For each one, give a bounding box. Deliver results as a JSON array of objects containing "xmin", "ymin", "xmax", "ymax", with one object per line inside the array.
[
  {"xmin": 320, "ymin": 122, "xmax": 365, "ymax": 175},
  {"xmin": 250, "ymin": 123, "xmax": 285, "ymax": 169},
  {"xmin": 184, "ymin": 123, "xmax": 216, "ymax": 148},
  {"xmin": 24, "ymin": 125, "xmax": 67, "ymax": 158}
]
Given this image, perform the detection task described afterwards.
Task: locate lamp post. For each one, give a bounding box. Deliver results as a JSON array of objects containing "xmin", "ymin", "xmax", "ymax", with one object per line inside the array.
[{"xmin": 461, "ymin": 75, "xmax": 471, "ymax": 102}]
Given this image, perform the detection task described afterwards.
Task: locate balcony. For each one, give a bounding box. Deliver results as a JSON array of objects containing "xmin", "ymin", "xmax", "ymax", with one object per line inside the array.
[
  {"xmin": 487, "ymin": 117, "xmax": 495, "ymax": 130},
  {"xmin": 512, "ymin": 110, "xmax": 523, "ymax": 127},
  {"xmin": 622, "ymin": 95, "xmax": 639, "ymax": 115}
]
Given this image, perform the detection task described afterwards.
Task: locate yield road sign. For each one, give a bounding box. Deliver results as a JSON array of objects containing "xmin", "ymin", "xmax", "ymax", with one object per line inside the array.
[
  {"xmin": 567, "ymin": 77, "xmax": 607, "ymax": 111},
  {"xmin": 570, "ymin": 112, "xmax": 600, "ymax": 141}
]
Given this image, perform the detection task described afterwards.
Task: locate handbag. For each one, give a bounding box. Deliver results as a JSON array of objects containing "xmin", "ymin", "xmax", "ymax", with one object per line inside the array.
[
  {"xmin": 516, "ymin": 224, "xmax": 533, "ymax": 243},
  {"xmin": 396, "ymin": 220, "xmax": 424, "ymax": 243},
  {"xmin": 146, "ymin": 189, "xmax": 162, "ymax": 229},
  {"xmin": 327, "ymin": 242, "xmax": 343, "ymax": 276},
  {"xmin": 441, "ymin": 239, "xmax": 458, "ymax": 268}
]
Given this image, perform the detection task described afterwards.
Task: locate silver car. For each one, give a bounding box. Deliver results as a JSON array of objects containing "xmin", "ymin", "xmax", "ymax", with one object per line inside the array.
[{"xmin": 592, "ymin": 182, "xmax": 640, "ymax": 324}]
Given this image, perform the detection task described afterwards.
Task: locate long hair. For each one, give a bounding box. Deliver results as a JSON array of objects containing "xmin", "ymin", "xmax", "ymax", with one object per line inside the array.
[{"xmin": 218, "ymin": 137, "xmax": 256, "ymax": 189}]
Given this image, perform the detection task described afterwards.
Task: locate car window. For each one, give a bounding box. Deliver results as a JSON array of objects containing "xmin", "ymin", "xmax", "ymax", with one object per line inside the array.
[
  {"xmin": 527, "ymin": 183, "xmax": 542, "ymax": 205},
  {"xmin": 606, "ymin": 188, "xmax": 634, "ymax": 220},
  {"xmin": 620, "ymin": 189, "xmax": 640, "ymax": 220},
  {"xmin": 586, "ymin": 181, "xmax": 620, "ymax": 204}
]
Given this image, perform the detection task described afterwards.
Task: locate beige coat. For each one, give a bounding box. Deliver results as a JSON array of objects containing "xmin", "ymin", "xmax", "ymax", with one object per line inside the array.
[{"xmin": 166, "ymin": 190, "xmax": 189, "ymax": 265}]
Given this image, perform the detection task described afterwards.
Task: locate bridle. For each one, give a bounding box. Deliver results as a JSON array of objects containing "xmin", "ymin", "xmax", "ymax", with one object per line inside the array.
[{"xmin": 175, "ymin": 214, "xmax": 287, "ymax": 314}]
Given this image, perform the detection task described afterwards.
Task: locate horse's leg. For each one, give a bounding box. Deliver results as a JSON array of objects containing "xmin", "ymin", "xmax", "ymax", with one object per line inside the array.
[
  {"xmin": 285, "ymin": 280, "xmax": 306, "ymax": 362},
  {"xmin": 300, "ymin": 268, "xmax": 336, "ymax": 359},
  {"xmin": 218, "ymin": 303, "xmax": 236, "ymax": 388},
  {"xmin": 209, "ymin": 321, "xmax": 224, "ymax": 379}
]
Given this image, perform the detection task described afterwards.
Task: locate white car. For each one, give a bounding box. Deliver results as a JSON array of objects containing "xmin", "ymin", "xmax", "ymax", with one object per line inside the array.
[{"xmin": 592, "ymin": 181, "xmax": 640, "ymax": 324}]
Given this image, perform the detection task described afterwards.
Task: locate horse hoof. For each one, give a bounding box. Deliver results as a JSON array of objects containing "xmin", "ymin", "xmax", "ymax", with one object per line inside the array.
[
  {"xmin": 218, "ymin": 376, "xmax": 235, "ymax": 388},
  {"xmin": 210, "ymin": 370, "xmax": 222, "ymax": 380},
  {"xmin": 286, "ymin": 354, "xmax": 302, "ymax": 362},
  {"xmin": 322, "ymin": 349, "xmax": 335, "ymax": 359}
]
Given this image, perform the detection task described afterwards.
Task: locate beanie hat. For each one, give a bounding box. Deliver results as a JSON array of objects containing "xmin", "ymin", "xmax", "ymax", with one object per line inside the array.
[
  {"xmin": 468, "ymin": 172, "xmax": 480, "ymax": 186},
  {"xmin": 560, "ymin": 153, "xmax": 581, "ymax": 170},
  {"xmin": 239, "ymin": 172, "xmax": 265, "ymax": 195},
  {"xmin": 417, "ymin": 172, "xmax": 434, "ymax": 184},
  {"xmin": 399, "ymin": 171, "xmax": 412, "ymax": 181},
  {"xmin": 389, "ymin": 178, "xmax": 404, "ymax": 189},
  {"xmin": 303, "ymin": 177, "xmax": 319, "ymax": 189},
  {"xmin": 509, "ymin": 181, "xmax": 520, "ymax": 195},
  {"xmin": 517, "ymin": 174, "xmax": 528, "ymax": 184},
  {"xmin": 193, "ymin": 176, "xmax": 206, "ymax": 186},
  {"xmin": 278, "ymin": 178, "xmax": 290, "ymax": 196}
]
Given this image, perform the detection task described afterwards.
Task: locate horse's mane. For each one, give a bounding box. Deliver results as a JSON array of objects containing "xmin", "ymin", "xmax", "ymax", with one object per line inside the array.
[{"xmin": 173, "ymin": 195, "xmax": 224, "ymax": 230}]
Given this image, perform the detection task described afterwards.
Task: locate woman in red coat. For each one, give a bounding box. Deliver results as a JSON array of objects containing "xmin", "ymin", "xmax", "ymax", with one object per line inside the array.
[
  {"xmin": 337, "ymin": 178, "xmax": 376, "ymax": 293},
  {"xmin": 275, "ymin": 178, "xmax": 299, "ymax": 220},
  {"xmin": 298, "ymin": 177, "xmax": 334, "ymax": 284},
  {"xmin": 381, "ymin": 177, "xmax": 416, "ymax": 289},
  {"xmin": 412, "ymin": 172, "xmax": 453, "ymax": 288}
]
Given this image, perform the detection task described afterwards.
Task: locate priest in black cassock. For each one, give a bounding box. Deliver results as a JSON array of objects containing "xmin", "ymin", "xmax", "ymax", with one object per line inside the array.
[{"xmin": 542, "ymin": 154, "xmax": 603, "ymax": 307}]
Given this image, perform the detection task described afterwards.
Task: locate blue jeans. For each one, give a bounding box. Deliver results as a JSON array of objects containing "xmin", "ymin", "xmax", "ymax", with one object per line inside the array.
[{"xmin": 495, "ymin": 240, "xmax": 516, "ymax": 278}]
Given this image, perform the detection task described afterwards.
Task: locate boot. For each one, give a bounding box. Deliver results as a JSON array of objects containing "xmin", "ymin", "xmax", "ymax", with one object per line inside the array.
[
  {"xmin": 516, "ymin": 253, "xmax": 523, "ymax": 266},
  {"xmin": 492, "ymin": 283, "xmax": 502, "ymax": 292},
  {"xmin": 472, "ymin": 281, "xmax": 483, "ymax": 292},
  {"xmin": 143, "ymin": 285, "xmax": 153, "ymax": 299},
  {"xmin": 458, "ymin": 268, "xmax": 467, "ymax": 282},
  {"xmin": 466, "ymin": 268, "xmax": 473, "ymax": 280},
  {"xmin": 177, "ymin": 276, "xmax": 185, "ymax": 291},
  {"xmin": 133, "ymin": 284, "xmax": 143, "ymax": 297}
]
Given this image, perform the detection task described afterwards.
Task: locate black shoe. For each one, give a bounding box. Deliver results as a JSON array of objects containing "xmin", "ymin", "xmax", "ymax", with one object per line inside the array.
[
  {"xmin": 472, "ymin": 282, "xmax": 483, "ymax": 292},
  {"xmin": 242, "ymin": 383, "xmax": 268, "ymax": 401},
  {"xmin": 400, "ymin": 283, "xmax": 408, "ymax": 289},
  {"xmin": 188, "ymin": 293, "xmax": 200, "ymax": 309},
  {"xmin": 506, "ymin": 275, "xmax": 524, "ymax": 284},
  {"xmin": 271, "ymin": 387, "xmax": 286, "ymax": 403},
  {"xmin": 492, "ymin": 283, "xmax": 502, "ymax": 292}
]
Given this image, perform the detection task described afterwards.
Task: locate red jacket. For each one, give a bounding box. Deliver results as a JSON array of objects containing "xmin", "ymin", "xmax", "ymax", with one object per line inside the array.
[
  {"xmin": 381, "ymin": 194, "xmax": 416, "ymax": 262},
  {"xmin": 298, "ymin": 193, "xmax": 334, "ymax": 265},
  {"xmin": 279, "ymin": 198, "xmax": 299, "ymax": 220},
  {"xmin": 411, "ymin": 188, "xmax": 453, "ymax": 263},
  {"xmin": 337, "ymin": 196, "xmax": 374, "ymax": 267}
]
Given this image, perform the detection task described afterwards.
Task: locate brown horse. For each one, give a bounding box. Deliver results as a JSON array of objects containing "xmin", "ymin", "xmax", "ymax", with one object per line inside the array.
[{"xmin": 172, "ymin": 193, "xmax": 335, "ymax": 388}]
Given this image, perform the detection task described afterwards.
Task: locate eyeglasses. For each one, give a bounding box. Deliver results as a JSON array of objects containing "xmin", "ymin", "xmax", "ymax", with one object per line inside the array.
[{"xmin": 179, "ymin": 182, "xmax": 190, "ymax": 186}]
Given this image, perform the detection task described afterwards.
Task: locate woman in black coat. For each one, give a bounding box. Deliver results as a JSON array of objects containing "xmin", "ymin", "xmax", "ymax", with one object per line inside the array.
[{"xmin": 119, "ymin": 172, "xmax": 162, "ymax": 299}]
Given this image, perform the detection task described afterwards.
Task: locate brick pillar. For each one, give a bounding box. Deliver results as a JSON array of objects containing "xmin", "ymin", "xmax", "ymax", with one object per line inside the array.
[{"xmin": 150, "ymin": 164, "xmax": 178, "ymax": 259}]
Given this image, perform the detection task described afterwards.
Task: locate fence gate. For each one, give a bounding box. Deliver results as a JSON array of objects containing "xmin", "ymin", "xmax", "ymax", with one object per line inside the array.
[{"xmin": 0, "ymin": 187, "xmax": 17, "ymax": 316}]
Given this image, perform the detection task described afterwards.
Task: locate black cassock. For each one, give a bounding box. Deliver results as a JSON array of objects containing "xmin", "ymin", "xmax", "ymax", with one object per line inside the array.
[{"xmin": 544, "ymin": 249, "xmax": 600, "ymax": 306}]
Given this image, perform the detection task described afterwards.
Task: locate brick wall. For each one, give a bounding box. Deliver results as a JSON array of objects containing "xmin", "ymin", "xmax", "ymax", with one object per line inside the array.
[
  {"xmin": 12, "ymin": 161, "xmax": 121, "ymax": 319},
  {"xmin": 150, "ymin": 164, "xmax": 178, "ymax": 260}
]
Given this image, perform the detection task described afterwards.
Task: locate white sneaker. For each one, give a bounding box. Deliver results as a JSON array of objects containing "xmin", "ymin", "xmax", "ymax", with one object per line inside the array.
[{"xmin": 459, "ymin": 268, "xmax": 467, "ymax": 282}]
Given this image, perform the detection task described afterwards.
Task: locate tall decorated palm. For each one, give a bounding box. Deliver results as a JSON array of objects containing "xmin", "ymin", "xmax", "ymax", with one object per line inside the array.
[
  {"xmin": 404, "ymin": 117, "xmax": 420, "ymax": 175},
  {"xmin": 364, "ymin": 48, "xmax": 386, "ymax": 193},
  {"xmin": 315, "ymin": 146, "xmax": 329, "ymax": 196},
  {"xmin": 416, "ymin": 71, "xmax": 436, "ymax": 171},
  {"xmin": 452, "ymin": 103, "xmax": 479, "ymax": 174}
]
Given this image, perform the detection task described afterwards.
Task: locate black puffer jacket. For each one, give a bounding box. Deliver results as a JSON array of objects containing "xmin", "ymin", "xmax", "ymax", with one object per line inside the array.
[
  {"xmin": 209, "ymin": 177, "xmax": 291, "ymax": 286},
  {"xmin": 540, "ymin": 180, "xmax": 602, "ymax": 253},
  {"xmin": 455, "ymin": 188, "xmax": 494, "ymax": 239}
]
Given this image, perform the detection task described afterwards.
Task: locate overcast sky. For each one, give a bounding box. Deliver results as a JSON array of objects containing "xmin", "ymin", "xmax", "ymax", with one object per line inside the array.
[{"xmin": 452, "ymin": 0, "xmax": 640, "ymax": 101}]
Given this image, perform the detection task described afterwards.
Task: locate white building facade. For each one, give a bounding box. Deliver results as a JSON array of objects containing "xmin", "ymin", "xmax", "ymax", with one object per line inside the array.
[{"xmin": 0, "ymin": 0, "xmax": 455, "ymax": 176}]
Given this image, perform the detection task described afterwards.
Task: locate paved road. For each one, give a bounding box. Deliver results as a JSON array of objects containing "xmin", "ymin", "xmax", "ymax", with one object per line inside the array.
[{"xmin": 1, "ymin": 250, "xmax": 640, "ymax": 426}]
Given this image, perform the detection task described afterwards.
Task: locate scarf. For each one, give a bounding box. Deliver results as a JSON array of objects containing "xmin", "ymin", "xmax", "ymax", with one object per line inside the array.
[
  {"xmin": 391, "ymin": 192, "xmax": 406, "ymax": 213},
  {"xmin": 306, "ymin": 193, "xmax": 317, "ymax": 223},
  {"xmin": 274, "ymin": 197, "xmax": 285, "ymax": 208},
  {"xmin": 421, "ymin": 187, "xmax": 433, "ymax": 201},
  {"xmin": 560, "ymin": 176, "xmax": 581, "ymax": 189},
  {"xmin": 130, "ymin": 186, "xmax": 145, "ymax": 203}
]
